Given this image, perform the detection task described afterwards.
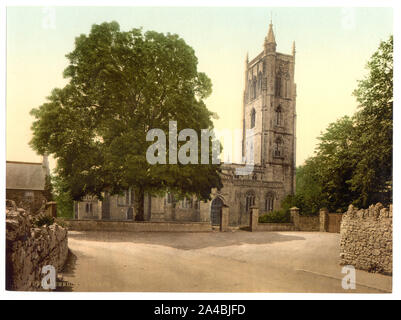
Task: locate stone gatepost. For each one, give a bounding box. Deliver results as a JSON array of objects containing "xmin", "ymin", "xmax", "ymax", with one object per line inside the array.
[
  {"xmin": 319, "ymin": 208, "xmax": 329, "ymax": 232},
  {"xmin": 290, "ymin": 207, "xmax": 300, "ymax": 230},
  {"xmin": 250, "ymin": 206, "xmax": 259, "ymax": 232},
  {"xmin": 46, "ymin": 201, "xmax": 57, "ymax": 218},
  {"xmin": 220, "ymin": 205, "xmax": 229, "ymax": 232}
]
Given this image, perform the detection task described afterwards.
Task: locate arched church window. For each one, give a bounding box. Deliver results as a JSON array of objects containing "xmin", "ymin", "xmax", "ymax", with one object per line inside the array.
[
  {"xmin": 274, "ymin": 137, "xmax": 283, "ymax": 158},
  {"xmin": 275, "ymin": 105, "xmax": 282, "ymax": 126},
  {"xmin": 265, "ymin": 193, "xmax": 275, "ymax": 212},
  {"xmin": 166, "ymin": 192, "xmax": 174, "ymax": 204},
  {"xmin": 250, "ymin": 108, "xmax": 256, "ymax": 129},
  {"xmin": 245, "ymin": 192, "xmax": 256, "ymax": 213},
  {"xmin": 85, "ymin": 203, "xmax": 93, "ymax": 213}
]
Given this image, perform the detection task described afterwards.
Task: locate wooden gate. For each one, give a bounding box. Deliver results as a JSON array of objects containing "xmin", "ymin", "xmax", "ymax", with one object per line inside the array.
[
  {"xmin": 210, "ymin": 197, "xmax": 223, "ymax": 226},
  {"xmin": 327, "ymin": 213, "xmax": 343, "ymax": 233}
]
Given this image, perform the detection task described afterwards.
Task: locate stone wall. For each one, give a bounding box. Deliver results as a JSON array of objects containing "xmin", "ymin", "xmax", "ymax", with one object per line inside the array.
[
  {"xmin": 65, "ymin": 219, "xmax": 212, "ymax": 232},
  {"xmin": 6, "ymin": 189, "xmax": 46, "ymax": 215},
  {"xmin": 297, "ymin": 215, "xmax": 320, "ymax": 231},
  {"xmin": 340, "ymin": 203, "xmax": 392, "ymax": 275},
  {"xmin": 290, "ymin": 207, "xmax": 320, "ymax": 231},
  {"xmin": 6, "ymin": 202, "xmax": 68, "ymax": 291}
]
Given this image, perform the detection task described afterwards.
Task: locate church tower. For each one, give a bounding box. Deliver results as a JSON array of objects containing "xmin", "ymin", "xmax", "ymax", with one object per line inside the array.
[{"xmin": 241, "ymin": 21, "xmax": 296, "ymax": 195}]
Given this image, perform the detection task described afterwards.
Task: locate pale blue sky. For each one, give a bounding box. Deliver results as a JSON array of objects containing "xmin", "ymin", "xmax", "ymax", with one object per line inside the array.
[{"xmin": 6, "ymin": 6, "xmax": 393, "ymax": 168}]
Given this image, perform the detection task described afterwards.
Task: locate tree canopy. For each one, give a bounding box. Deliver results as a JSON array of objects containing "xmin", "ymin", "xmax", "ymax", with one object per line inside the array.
[
  {"xmin": 286, "ymin": 35, "xmax": 393, "ymax": 214},
  {"xmin": 30, "ymin": 21, "xmax": 222, "ymax": 220}
]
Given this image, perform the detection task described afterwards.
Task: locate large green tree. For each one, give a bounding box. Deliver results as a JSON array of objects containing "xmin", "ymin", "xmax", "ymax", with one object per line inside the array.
[
  {"xmin": 349, "ymin": 35, "xmax": 393, "ymax": 207},
  {"xmin": 287, "ymin": 117, "xmax": 356, "ymax": 214},
  {"xmin": 30, "ymin": 22, "xmax": 222, "ymax": 220},
  {"xmin": 51, "ymin": 174, "xmax": 74, "ymax": 219},
  {"xmin": 290, "ymin": 36, "xmax": 393, "ymax": 213}
]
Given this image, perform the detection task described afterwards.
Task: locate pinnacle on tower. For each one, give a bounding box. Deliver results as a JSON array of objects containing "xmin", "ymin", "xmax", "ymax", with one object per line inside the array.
[
  {"xmin": 264, "ymin": 19, "xmax": 277, "ymax": 53},
  {"xmin": 266, "ymin": 21, "xmax": 276, "ymax": 44}
]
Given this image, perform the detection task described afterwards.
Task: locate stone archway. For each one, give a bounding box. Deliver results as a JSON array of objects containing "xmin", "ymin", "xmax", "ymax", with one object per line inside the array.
[{"xmin": 210, "ymin": 197, "xmax": 223, "ymax": 226}]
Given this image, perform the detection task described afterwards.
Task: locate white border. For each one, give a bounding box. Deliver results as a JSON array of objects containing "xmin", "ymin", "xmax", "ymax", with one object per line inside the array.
[{"xmin": 1, "ymin": 0, "xmax": 399, "ymax": 300}]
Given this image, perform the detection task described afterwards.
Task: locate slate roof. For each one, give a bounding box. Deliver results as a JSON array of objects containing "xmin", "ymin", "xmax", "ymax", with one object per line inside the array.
[{"xmin": 6, "ymin": 161, "xmax": 47, "ymax": 191}]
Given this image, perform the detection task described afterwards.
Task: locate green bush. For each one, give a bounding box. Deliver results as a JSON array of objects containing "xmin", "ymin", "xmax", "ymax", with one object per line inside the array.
[
  {"xmin": 34, "ymin": 215, "xmax": 55, "ymax": 227},
  {"xmin": 258, "ymin": 210, "xmax": 290, "ymax": 223}
]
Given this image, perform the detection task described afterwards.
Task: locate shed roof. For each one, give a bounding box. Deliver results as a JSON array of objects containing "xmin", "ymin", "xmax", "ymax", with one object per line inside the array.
[{"xmin": 6, "ymin": 161, "xmax": 47, "ymax": 191}]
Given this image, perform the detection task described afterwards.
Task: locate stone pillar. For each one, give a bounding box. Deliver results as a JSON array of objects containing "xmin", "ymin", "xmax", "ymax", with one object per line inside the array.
[
  {"xmin": 319, "ymin": 208, "xmax": 329, "ymax": 232},
  {"xmin": 290, "ymin": 207, "xmax": 300, "ymax": 230},
  {"xmin": 220, "ymin": 205, "xmax": 229, "ymax": 232},
  {"xmin": 250, "ymin": 206, "xmax": 259, "ymax": 232},
  {"xmin": 45, "ymin": 201, "xmax": 57, "ymax": 218},
  {"xmin": 290, "ymin": 207, "xmax": 299, "ymax": 223}
]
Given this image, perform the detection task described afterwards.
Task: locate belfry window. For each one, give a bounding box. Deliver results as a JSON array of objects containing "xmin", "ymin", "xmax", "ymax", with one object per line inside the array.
[
  {"xmin": 274, "ymin": 137, "xmax": 283, "ymax": 158},
  {"xmin": 250, "ymin": 108, "xmax": 256, "ymax": 129},
  {"xmin": 275, "ymin": 76, "xmax": 281, "ymax": 97},
  {"xmin": 252, "ymin": 78, "xmax": 257, "ymax": 99},
  {"xmin": 275, "ymin": 106, "xmax": 282, "ymax": 126},
  {"xmin": 258, "ymin": 72, "xmax": 263, "ymax": 93}
]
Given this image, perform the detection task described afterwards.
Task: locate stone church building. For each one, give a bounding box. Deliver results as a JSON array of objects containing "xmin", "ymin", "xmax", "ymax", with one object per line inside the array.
[{"xmin": 75, "ymin": 22, "xmax": 297, "ymax": 227}]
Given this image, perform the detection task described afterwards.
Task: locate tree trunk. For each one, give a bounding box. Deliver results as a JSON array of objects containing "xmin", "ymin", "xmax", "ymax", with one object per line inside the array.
[{"xmin": 134, "ymin": 188, "xmax": 145, "ymax": 221}]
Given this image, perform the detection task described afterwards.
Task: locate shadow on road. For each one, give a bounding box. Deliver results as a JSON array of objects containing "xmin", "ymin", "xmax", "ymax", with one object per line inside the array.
[
  {"xmin": 55, "ymin": 250, "xmax": 77, "ymax": 292},
  {"xmin": 67, "ymin": 230, "xmax": 306, "ymax": 250}
]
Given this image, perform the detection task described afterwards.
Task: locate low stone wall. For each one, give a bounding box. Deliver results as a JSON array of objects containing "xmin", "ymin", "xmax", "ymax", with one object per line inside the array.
[
  {"xmin": 297, "ymin": 216, "xmax": 320, "ymax": 231},
  {"xmin": 65, "ymin": 219, "xmax": 212, "ymax": 232},
  {"xmin": 290, "ymin": 207, "xmax": 320, "ymax": 231},
  {"xmin": 6, "ymin": 203, "xmax": 68, "ymax": 291},
  {"xmin": 257, "ymin": 223, "xmax": 297, "ymax": 232},
  {"xmin": 340, "ymin": 203, "xmax": 392, "ymax": 275},
  {"xmin": 251, "ymin": 207, "xmax": 317, "ymax": 232}
]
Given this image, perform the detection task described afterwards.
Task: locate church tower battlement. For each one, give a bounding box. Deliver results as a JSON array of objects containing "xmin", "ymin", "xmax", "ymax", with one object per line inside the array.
[{"xmin": 241, "ymin": 21, "xmax": 297, "ymax": 195}]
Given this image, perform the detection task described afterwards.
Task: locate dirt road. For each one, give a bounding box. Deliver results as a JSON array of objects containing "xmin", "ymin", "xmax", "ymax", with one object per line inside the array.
[{"xmin": 60, "ymin": 230, "xmax": 392, "ymax": 293}]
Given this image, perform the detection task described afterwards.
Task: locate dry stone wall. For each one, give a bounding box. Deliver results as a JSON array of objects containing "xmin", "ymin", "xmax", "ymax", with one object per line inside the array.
[
  {"xmin": 340, "ymin": 203, "xmax": 392, "ymax": 275},
  {"xmin": 6, "ymin": 202, "xmax": 68, "ymax": 291}
]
